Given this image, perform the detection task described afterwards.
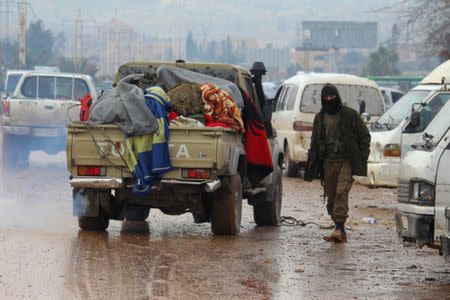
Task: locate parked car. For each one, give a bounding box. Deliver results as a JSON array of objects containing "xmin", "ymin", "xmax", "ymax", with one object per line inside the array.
[
  {"xmin": 395, "ymin": 91, "xmax": 450, "ymax": 252},
  {"xmin": 271, "ymin": 73, "xmax": 385, "ymax": 177},
  {"xmin": 380, "ymin": 86, "xmax": 404, "ymax": 109},
  {"xmin": 2, "ymin": 71, "xmax": 98, "ymax": 168}
]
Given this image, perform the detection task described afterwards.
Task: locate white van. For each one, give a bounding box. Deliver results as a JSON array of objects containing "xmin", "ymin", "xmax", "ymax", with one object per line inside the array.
[
  {"xmin": 356, "ymin": 85, "xmax": 443, "ymax": 187},
  {"xmin": 395, "ymin": 91, "xmax": 450, "ymax": 252},
  {"xmin": 355, "ymin": 60, "xmax": 450, "ymax": 187},
  {"xmin": 271, "ymin": 73, "xmax": 385, "ymax": 176}
]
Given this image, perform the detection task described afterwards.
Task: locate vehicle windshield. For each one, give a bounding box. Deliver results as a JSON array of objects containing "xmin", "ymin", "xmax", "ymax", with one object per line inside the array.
[
  {"xmin": 300, "ymin": 84, "xmax": 384, "ymax": 116},
  {"xmin": 6, "ymin": 74, "xmax": 24, "ymax": 94},
  {"xmin": 415, "ymin": 96, "xmax": 450, "ymax": 150},
  {"xmin": 373, "ymin": 89, "xmax": 430, "ymax": 131}
]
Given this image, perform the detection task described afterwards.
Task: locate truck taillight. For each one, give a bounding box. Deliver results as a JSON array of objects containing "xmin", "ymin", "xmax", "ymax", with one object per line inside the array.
[
  {"xmin": 2, "ymin": 100, "xmax": 10, "ymax": 125},
  {"xmin": 182, "ymin": 168, "xmax": 211, "ymax": 179},
  {"xmin": 383, "ymin": 144, "xmax": 401, "ymax": 157},
  {"xmin": 77, "ymin": 166, "xmax": 107, "ymax": 176},
  {"xmin": 293, "ymin": 121, "xmax": 313, "ymax": 132}
]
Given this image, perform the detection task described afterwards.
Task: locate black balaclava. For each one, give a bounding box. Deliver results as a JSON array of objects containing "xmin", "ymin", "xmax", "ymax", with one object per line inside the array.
[{"xmin": 321, "ymin": 84, "xmax": 342, "ymax": 115}]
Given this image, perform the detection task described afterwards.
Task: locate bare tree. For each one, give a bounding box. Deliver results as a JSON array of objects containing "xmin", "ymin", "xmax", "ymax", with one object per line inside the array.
[{"xmin": 394, "ymin": 0, "xmax": 450, "ymax": 60}]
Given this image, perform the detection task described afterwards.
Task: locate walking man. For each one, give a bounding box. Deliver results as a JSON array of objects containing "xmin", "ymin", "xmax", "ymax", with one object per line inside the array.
[{"xmin": 304, "ymin": 83, "xmax": 371, "ymax": 243}]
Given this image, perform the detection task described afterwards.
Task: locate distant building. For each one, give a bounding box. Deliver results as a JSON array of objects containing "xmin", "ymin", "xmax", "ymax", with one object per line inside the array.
[
  {"xmin": 292, "ymin": 48, "xmax": 337, "ymax": 73},
  {"xmin": 244, "ymin": 46, "xmax": 291, "ymax": 69}
]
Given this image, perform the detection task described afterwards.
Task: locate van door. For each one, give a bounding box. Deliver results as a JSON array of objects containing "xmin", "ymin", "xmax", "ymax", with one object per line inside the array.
[
  {"xmin": 435, "ymin": 128, "xmax": 450, "ymax": 239},
  {"xmin": 271, "ymin": 85, "xmax": 291, "ymax": 143},
  {"xmin": 401, "ymin": 92, "xmax": 450, "ymax": 158}
]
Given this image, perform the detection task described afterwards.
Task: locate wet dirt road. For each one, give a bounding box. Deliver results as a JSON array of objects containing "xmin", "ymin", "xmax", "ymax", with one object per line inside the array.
[{"xmin": 0, "ymin": 154, "xmax": 449, "ymax": 299}]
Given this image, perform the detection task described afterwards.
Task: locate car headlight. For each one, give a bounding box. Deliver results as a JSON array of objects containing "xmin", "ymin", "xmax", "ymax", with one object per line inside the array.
[
  {"xmin": 412, "ymin": 180, "xmax": 435, "ymax": 205},
  {"xmin": 383, "ymin": 143, "xmax": 401, "ymax": 157}
]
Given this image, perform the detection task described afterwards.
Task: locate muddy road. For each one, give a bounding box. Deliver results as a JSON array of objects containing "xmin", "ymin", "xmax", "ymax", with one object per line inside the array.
[{"xmin": 0, "ymin": 153, "xmax": 449, "ymax": 299}]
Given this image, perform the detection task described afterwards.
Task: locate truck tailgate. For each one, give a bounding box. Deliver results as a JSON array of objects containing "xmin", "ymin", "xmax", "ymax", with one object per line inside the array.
[
  {"xmin": 67, "ymin": 123, "xmax": 239, "ymax": 180},
  {"xmin": 8, "ymin": 98, "xmax": 79, "ymax": 127}
]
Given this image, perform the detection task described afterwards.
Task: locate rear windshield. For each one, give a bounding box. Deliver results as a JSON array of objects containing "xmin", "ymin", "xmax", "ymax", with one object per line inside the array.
[
  {"xmin": 375, "ymin": 90, "xmax": 431, "ymax": 130},
  {"xmin": 20, "ymin": 76, "xmax": 89, "ymax": 100},
  {"xmin": 300, "ymin": 84, "xmax": 384, "ymax": 116},
  {"xmin": 6, "ymin": 74, "xmax": 23, "ymax": 94}
]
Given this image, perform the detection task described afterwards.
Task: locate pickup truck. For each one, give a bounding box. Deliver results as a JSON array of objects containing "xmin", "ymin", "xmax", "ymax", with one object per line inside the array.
[
  {"xmin": 2, "ymin": 71, "xmax": 97, "ymax": 168},
  {"xmin": 66, "ymin": 61, "xmax": 284, "ymax": 235}
]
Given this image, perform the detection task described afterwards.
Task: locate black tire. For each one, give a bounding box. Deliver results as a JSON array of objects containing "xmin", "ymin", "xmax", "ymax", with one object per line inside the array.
[
  {"xmin": 253, "ymin": 166, "xmax": 282, "ymax": 226},
  {"xmin": 284, "ymin": 146, "xmax": 298, "ymax": 177},
  {"xmin": 125, "ymin": 207, "xmax": 150, "ymax": 221},
  {"xmin": 210, "ymin": 173, "xmax": 242, "ymax": 235},
  {"xmin": 78, "ymin": 208, "xmax": 110, "ymax": 231}
]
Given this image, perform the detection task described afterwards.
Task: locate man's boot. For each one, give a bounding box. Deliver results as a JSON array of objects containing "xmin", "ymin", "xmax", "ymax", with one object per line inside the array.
[
  {"xmin": 323, "ymin": 229, "xmax": 342, "ymax": 242},
  {"xmin": 323, "ymin": 223, "xmax": 348, "ymax": 243}
]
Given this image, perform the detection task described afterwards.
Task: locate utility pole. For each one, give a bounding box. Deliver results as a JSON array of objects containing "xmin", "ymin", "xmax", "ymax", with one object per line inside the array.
[
  {"xmin": 18, "ymin": 0, "xmax": 26, "ymax": 66},
  {"xmin": 75, "ymin": 8, "xmax": 83, "ymax": 64},
  {"xmin": 0, "ymin": 0, "xmax": 14, "ymax": 41}
]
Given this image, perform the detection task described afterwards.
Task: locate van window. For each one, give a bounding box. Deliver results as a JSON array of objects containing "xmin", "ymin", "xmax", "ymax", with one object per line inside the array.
[
  {"xmin": 38, "ymin": 76, "xmax": 56, "ymax": 99},
  {"xmin": 414, "ymin": 93, "xmax": 450, "ymax": 132},
  {"xmin": 276, "ymin": 86, "xmax": 289, "ymax": 111},
  {"xmin": 74, "ymin": 79, "xmax": 89, "ymax": 100},
  {"xmin": 6, "ymin": 74, "xmax": 23, "ymax": 95},
  {"xmin": 418, "ymin": 94, "xmax": 450, "ymax": 148},
  {"xmin": 56, "ymin": 77, "xmax": 73, "ymax": 99},
  {"xmin": 285, "ymin": 86, "xmax": 299, "ymax": 111},
  {"xmin": 392, "ymin": 91, "xmax": 403, "ymax": 103},
  {"xmin": 300, "ymin": 84, "xmax": 384, "ymax": 116},
  {"xmin": 21, "ymin": 76, "xmax": 37, "ymax": 98},
  {"xmin": 376, "ymin": 90, "xmax": 431, "ymax": 130}
]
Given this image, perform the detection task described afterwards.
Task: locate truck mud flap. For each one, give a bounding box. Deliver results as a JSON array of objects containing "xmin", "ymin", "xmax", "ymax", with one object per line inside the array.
[{"xmin": 73, "ymin": 188, "xmax": 99, "ymax": 217}]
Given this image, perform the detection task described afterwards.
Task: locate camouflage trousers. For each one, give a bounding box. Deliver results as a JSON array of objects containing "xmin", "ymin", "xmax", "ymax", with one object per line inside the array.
[{"xmin": 323, "ymin": 160, "xmax": 353, "ymax": 224}]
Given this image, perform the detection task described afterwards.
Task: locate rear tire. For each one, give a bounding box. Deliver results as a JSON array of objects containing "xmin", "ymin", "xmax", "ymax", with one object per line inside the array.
[
  {"xmin": 210, "ymin": 173, "xmax": 242, "ymax": 235},
  {"xmin": 125, "ymin": 207, "xmax": 150, "ymax": 221},
  {"xmin": 253, "ymin": 166, "xmax": 282, "ymax": 226},
  {"xmin": 284, "ymin": 146, "xmax": 298, "ymax": 177},
  {"xmin": 78, "ymin": 208, "xmax": 109, "ymax": 231}
]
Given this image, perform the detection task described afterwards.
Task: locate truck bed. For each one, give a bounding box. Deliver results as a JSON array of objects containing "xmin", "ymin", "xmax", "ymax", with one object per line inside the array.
[{"xmin": 67, "ymin": 123, "xmax": 243, "ymax": 181}]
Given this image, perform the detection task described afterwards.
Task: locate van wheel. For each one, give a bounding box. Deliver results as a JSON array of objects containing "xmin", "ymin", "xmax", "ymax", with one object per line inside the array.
[
  {"xmin": 253, "ymin": 166, "xmax": 282, "ymax": 225},
  {"xmin": 284, "ymin": 146, "xmax": 298, "ymax": 177},
  {"xmin": 78, "ymin": 208, "xmax": 110, "ymax": 231},
  {"xmin": 210, "ymin": 173, "xmax": 242, "ymax": 235},
  {"xmin": 125, "ymin": 207, "xmax": 150, "ymax": 221}
]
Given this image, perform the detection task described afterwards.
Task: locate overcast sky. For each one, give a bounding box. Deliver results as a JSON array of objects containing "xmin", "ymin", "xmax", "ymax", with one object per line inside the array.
[{"xmin": 17, "ymin": 0, "xmax": 399, "ymax": 46}]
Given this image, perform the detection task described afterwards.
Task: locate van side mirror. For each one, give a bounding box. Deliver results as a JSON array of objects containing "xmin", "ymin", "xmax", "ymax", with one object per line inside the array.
[
  {"xmin": 409, "ymin": 109, "xmax": 420, "ymax": 129},
  {"xmin": 361, "ymin": 112, "xmax": 370, "ymax": 123},
  {"xmin": 359, "ymin": 100, "xmax": 366, "ymax": 114}
]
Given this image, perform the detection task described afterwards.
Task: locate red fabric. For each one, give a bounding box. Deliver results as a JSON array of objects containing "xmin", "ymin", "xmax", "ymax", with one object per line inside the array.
[
  {"xmin": 242, "ymin": 91, "xmax": 273, "ymax": 186},
  {"xmin": 200, "ymin": 83, "xmax": 244, "ymax": 133},
  {"xmin": 168, "ymin": 111, "xmax": 178, "ymax": 121},
  {"xmin": 206, "ymin": 122, "xmax": 231, "ymax": 129},
  {"xmin": 79, "ymin": 93, "xmax": 92, "ymax": 122}
]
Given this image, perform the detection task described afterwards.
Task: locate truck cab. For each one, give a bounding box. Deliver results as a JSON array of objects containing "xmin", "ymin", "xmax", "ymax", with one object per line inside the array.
[{"xmin": 395, "ymin": 90, "xmax": 450, "ymax": 252}]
